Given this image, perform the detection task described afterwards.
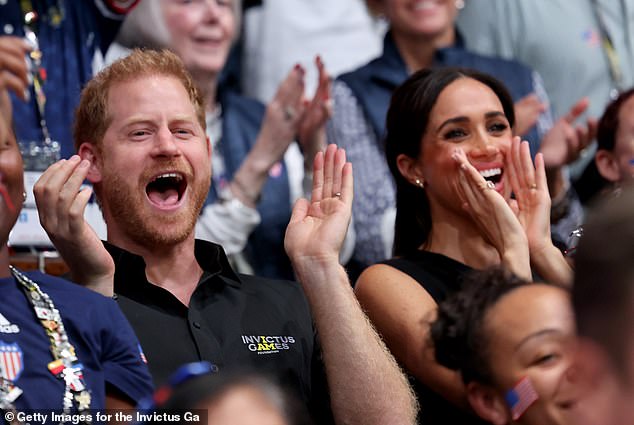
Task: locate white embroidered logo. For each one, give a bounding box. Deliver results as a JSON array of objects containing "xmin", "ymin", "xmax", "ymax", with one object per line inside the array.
[{"xmin": 0, "ymin": 313, "xmax": 20, "ymax": 334}]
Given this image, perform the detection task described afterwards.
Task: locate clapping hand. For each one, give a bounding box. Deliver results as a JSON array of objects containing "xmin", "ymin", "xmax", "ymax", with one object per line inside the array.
[
  {"xmin": 298, "ymin": 56, "xmax": 333, "ymax": 167},
  {"xmin": 539, "ymin": 97, "xmax": 598, "ymax": 170}
]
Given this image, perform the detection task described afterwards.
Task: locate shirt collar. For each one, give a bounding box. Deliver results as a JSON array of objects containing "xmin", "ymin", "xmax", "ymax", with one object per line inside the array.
[{"xmin": 105, "ymin": 239, "xmax": 243, "ymax": 296}]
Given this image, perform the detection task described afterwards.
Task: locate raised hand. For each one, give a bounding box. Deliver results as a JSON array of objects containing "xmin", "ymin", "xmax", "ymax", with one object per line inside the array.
[
  {"xmin": 254, "ymin": 64, "xmax": 306, "ymax": 164},
  {"xmin": 284, "ymin": 144, "xmax": 352, "ymax": 268},
  {"xmin": 539, "ymin": 97, "xmax": 598, "ymax": 170},
  {"xmin": 33, "ymin": 156, "xmax": 115, "ymax": 295},
  {"xmin": 0, "ymin": 36, "xmax": 31, "ymax": 104},
  {"xmin": 506, "ymin": 137, "xmax": 572, "ymax": 285},
  {"xmin": 452, "ymin": 147, "xmax": 531, "ymax": 280},
  {"xmin": 513, "ymin": 93, "xmax": 546, "ymax": 137},
  {"xmin": 298, "ymin": 55, "xmax": 333, "ymax": 168},
  {"xmin": 505, "ymin": 137, "xmax": 552, "ymax": 251}
]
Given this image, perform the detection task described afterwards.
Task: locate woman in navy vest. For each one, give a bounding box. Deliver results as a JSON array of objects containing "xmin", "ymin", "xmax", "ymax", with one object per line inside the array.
[{"xmin": 327, "ymin": 0, "xmax": 589, "ymax": 276}]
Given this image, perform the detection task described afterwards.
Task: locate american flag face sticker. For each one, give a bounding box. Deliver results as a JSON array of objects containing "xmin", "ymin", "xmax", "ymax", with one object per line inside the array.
[
  {"xmin": 0, "ymin": 341, "xmax": 24, "ymax": 382},
  {"xmin": 505, "ymin": 376, "xmax": 539, "ymax": 420}
]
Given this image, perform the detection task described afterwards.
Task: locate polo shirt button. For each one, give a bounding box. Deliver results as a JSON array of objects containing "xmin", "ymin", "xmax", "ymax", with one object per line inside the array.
[
  {"xmin": 192, "ymin": 321, "xmax": 201, "ymax": 329},
  {"xmin": 3, "ymin": 23, "xmax": 13, "ymax": 34}
]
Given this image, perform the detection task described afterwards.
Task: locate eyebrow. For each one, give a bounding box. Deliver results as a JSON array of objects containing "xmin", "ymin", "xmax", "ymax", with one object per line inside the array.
[
  {"xmin": 121, "ymin": 115, "xmax": 197, "ymax": 127},
  {"xmin": 436, "ymin": 111, "xmax": 506, "ymax": 133},
  {"xmin": 514, "ymin": 328, "xmax": 565, "ymax": 352}
]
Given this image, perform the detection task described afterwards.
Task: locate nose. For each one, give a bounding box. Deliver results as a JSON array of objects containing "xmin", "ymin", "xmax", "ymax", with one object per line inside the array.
[
  {"xmin": 201, "ymin": 0, "xmax": 222, "ymax": 20},
  {"xmin": 468, "ymin": 129, "xmax": 500, "ymax": 160},
  {"xmin": 152, "ymin": 127, "xmax": 181, "ymax": 158}
]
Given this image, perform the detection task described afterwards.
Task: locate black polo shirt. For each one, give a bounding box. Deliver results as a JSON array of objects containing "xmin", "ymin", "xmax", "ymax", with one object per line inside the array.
[{"xmin": 105, "ymin": 240, "xmax": 332, "ymax": 422}]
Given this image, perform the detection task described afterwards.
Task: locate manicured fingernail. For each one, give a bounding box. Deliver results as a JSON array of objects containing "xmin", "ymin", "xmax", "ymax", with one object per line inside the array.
[
  {"xmin": 79, "ymin": 159, "xmax": 90, "ymax": 168},
  {"xmin": 69, "ymin": 155, "xmax": 80, "ymax": 162}
]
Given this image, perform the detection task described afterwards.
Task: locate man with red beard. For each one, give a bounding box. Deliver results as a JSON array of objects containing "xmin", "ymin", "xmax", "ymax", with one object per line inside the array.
[{"xmin": 33, "ymin": 49, "xmax": 417, "ymax": 425}]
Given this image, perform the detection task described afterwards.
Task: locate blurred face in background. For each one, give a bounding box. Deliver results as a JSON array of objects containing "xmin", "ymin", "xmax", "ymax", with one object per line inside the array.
[
  {"xmin": 0, "ymin": 109, "xmax": 24, "ymax": 248},
  {"xmin": 200, "ymin": 385, "xmax": 289, "ymax": 425},
  {"xmin": 161, "ymin": 0, "xmax": 236, "ymax": 79},
  {"xmin": 596, "ymin": 94, "xmax": 634, "ymax": 184},
  {"xmin": 378, "ymin": 0, "xmax": 456, "ymax": 43}
]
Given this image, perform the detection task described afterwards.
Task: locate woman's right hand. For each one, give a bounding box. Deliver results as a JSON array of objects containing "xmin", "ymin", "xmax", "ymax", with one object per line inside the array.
[{"xmin": 452, "ymin": 147, "xmax": 531, "ymax": 280}]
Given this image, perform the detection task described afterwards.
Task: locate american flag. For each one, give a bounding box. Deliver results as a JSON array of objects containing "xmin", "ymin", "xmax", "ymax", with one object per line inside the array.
[
  {"xmin": 505, "ymin": 376, "xmax": 539, "ymax": 420},
  {"xmin": 0, "ymin": 342, "xmax": 23, "ymax": 381}
]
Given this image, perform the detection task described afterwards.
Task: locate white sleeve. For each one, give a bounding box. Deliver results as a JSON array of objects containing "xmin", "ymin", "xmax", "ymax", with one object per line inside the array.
[{"xmin": 195, "ymin": 193, "xmax": 261, "ymax": 256}]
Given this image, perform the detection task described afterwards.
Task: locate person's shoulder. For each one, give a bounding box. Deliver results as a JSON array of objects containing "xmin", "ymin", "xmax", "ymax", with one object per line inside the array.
[
  {"xmin": 337, "ymin": 56, "xmax": 380, "ymax": 85},
  {"xmin": 461, "ymin": 48, "xmax": 533, "ymax": 75},
  {"xmin": 355, "ymin": 262, "xmax": 415, "ymax": 289}
]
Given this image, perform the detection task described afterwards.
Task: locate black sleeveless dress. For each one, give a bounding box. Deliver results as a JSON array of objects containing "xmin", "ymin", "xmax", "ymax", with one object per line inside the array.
[{"xmin": 381, "ymin": 250, "xmax": 488, "ymax": 425}]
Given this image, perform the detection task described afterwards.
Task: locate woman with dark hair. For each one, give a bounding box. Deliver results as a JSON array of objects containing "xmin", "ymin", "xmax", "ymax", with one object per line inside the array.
[
  {"xmin": 593, "ymin": 88, "xmax": 634, "ymax": 197},
  {"xmin": 327, "ymin": 0, "xmax": 594, "ymax": 275},
  {"xmin": 431, "ymin": 268, "xmax": 579, "ymax": 425},
  {"xmin": 354, "ymin": 67, "xmax": 571, "ymax": 424}
]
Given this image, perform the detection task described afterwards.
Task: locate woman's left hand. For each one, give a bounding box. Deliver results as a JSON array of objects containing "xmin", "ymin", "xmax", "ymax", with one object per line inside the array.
[
  {"xmin": 505, "ymin": 137, "xmax": 552, "ymax": 255},
  {"xmin": 506, "ymin": 137, "xmax": 573, "ymax": 285}
]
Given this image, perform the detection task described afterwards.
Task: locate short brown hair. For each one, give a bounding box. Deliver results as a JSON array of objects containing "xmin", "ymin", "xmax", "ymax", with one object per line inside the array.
[{"xmin": 73, "ymin": 48, "xmax": 206, "ymax": 152}]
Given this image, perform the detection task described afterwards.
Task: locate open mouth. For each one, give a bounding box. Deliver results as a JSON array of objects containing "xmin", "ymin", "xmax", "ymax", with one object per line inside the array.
[
  {"xmin": 145, "ymin": 172, "xmax": 187, "ymax": 210},
  {"xmin": 557, "ymin": 400, "xmax": 578, "ymax": 409},
  {"xmin": 479, "ymin": 167, "xmax": 503, "ymax": 186}
]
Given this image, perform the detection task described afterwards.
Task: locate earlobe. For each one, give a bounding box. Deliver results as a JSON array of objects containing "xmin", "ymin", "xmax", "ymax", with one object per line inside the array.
[
  {"xmin": 595, "ymin": 150, "xmax": 621, "ymax": 183},
  {"xmin": 467, "ymin": 382, "xmax": 510, "ymax": 425},
  {"xmin": 78, "ymin": 143, "xmax": 103, "ymax": 183},
  {"xmin": 396, "ymin": 154, "xmax": 425, "ymax": 187}
]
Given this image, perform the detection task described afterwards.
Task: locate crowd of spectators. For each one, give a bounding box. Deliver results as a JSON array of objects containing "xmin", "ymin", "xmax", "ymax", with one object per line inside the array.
[{"xmin": 1, "ymin": 1, "xmax": 634, "ymax": 424}]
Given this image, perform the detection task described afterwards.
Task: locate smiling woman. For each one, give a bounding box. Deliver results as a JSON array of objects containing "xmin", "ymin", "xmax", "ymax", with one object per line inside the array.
[
  {"xmin": 354, "ymin": 67, "xmax": 571, "ymax": 425},
  {"xmin": 432, "ymin": 268, "xmax": 578, "ymax": 425}
]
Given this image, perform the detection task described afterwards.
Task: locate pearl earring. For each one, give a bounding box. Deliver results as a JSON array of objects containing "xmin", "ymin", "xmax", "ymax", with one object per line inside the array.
[
  {"xmin": 415, "ymin": 178, "xmax": 425, "ymax": 189},
  {"xmin": 455, "ymin": 0, "xmax": 465, "ymax": 9}
]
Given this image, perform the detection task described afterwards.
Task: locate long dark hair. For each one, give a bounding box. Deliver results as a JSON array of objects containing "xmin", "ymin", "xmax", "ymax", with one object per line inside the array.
[{"xmin": 385, "ymin": 67, "xmax": 515, "ymax": 256}]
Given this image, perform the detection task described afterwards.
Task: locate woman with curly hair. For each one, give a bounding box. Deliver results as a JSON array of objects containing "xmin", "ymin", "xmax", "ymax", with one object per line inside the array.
[{"xmin": 431, "ymin": 267, "xmax": 579, "ymax": 425}]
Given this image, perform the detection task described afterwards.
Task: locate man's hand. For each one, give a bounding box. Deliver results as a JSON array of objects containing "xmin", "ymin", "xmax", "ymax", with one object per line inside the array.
[
  {"xmin": 34, "ymin": 156, "xmax": 115, "ymax": 295},
  {"xmin": 285, "ymin": 144, "xmax": 352, "ymax": 268}
]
